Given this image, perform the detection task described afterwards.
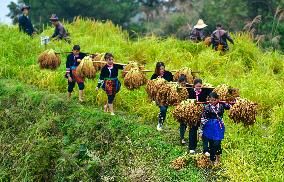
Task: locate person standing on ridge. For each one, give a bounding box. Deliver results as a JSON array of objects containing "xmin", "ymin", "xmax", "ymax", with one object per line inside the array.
[{"xmin": 18, "ymin": 5, "xmax": 35, "ymax": 36}]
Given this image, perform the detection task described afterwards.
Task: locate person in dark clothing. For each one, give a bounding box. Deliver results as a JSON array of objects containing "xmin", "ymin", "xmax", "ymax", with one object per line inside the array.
[
  {"xmin": 200, "ymin": 92, "xmax": 231, "ymax": 165},
  {"xmin": 66, "ymin": 45, "xmax": 86, "ymax": 102},
  {"xmin": 179, "ymin": 78, "xmax": 212, "ymax": 155},
  {"xmin": 18, "ymin": 5, "xmax": 35, "ymax": 36},
  {"xmin": 96, "ymin": 53, "xmax": 124, "ymax": 115},
  {"xmin": 49, "ymin": 14, "xmax": 70, "ymax": 43},
  {"xmin": 150, "ymin": 62, "xmax": 173, "ymax": 131},
  {"xmin": 189, "ymin": 19, "xmax": 207, "ymax": 42},
  {"xmin": 211, "ymin": 24, "xmax": 234, "ymax": 51}
]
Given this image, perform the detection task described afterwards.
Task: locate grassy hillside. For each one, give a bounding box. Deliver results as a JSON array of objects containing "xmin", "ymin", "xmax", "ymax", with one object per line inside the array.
[
  {"xmin": 0, "ymin": 79, "xmax": 206, "ymax": 181},
  {"xmin": 0, "ymin": 18, "xmax": 284, "ymax": 181}
]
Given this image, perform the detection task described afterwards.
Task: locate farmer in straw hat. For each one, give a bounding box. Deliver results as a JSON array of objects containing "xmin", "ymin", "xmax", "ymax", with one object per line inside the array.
[
  {"xmin": 49, "ymin": 14, "xmax": 70, "ymax": 43},
  {"xmin": 189, "ymin": 19, "xmax": 207, "ymax": 42},
  {"xmin": 66, "ymin": 45, "xmax": 87, "ymax": 102},
  {"xmin": 211, "ymin": 24, "xmax": 234, "ymax": 51},
  {"xmin": 18, "ymin": 5, "xmax": 35, "ymax": 36}
]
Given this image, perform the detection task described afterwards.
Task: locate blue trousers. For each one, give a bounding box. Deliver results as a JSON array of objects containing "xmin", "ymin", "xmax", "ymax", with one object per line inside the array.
[{"xmin": 158, "ymin": 105, "xmax": 168, "ymax": 124}]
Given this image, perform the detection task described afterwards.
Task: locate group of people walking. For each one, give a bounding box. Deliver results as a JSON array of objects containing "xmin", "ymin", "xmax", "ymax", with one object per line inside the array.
[
  {"xmin": 19, "ymin": 4, "xmax": 235, "ymax": 166},
  {"xmin": 63, "ymin": 44, "xmax": 233, "ymax": 166},
  {"xmin": 151, "ymin": 62, "xmax": 232, "ymax": 165}
]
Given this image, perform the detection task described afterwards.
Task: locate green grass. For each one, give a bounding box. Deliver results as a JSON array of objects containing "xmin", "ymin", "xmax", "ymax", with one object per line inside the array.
[
  {"xmin": 0, "ymin": 79, "xmax": 206, "ymax": 181},
  {"xmin": 0, "ymin": 18, "xmax": 284, "ymax": 181}
]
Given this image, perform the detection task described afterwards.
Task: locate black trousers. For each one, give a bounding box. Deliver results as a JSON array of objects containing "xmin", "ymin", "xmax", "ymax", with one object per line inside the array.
[
  {"xmin": 107, "ymin": 95, "xmax": 115, "ymax": 104},
  {"xmin": 188, "ymin": 125, "xmax": 209, "ymax": 153},
  {"xmin": 208, "ymin": 139, "xmax": 222, "ymax": 161},
  {"xmin": 68, "ymin": 81, "xmax": 84, "ymax": 92}
]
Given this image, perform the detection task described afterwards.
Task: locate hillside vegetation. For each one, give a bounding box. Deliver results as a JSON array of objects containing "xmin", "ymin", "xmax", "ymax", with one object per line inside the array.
[{"xmin": 0, "ymin": 18, "xmax": 284, "ymax": 181}]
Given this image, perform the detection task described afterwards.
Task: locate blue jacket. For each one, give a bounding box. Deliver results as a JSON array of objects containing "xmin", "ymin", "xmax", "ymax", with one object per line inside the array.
[{"xmin": 18, "ymin": 14, "xmax": 34, "ymax": 36}]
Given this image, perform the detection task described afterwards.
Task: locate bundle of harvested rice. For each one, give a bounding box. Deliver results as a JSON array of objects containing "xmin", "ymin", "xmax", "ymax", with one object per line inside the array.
[
  {"xmin": 213, "ymin": 84, "xmax": 240, "ymax": 102},
  {"xmin": 38, "ymin": 49, "xmax": 61, "ymax": 70},
  {"xmin": 145, "ymin": 78, "xmax": 167, "ymax": 100},
  {"xmin": 172, "ymin": 99, "xmax": 203, "ymax": 126},
  {"xmin": 177, "ymin": 87, "xmax": 189, "ymax": 101},
  {"xmin": 122, "ymin": 61, "xmax": 139, "ymax": 78},
  {"xmin": 155, "ymin": 83, "xmax": 183, "ymax": 105},
  {"xmin": 124, "ymin": 68, "xmax": 147, "ymax": 90},
  {"xmin": 226, "ymin": 88, "xmax": 240, "ymax": 102},
  {"xmin": 93, "ymin": 53, "xmax": 106, "ymax": 71},
  {"xmin": 171, "ymin": 156, "xmax": 188, "ymax": 170},
  {"xmin": 229, "ymin": 98, "xmax": 258, "ymax": 126},
  {"xmin": 204, "ymin": 37, "xmax": 211, "ymax": 46},
  {"xmin": 76, "ymin": 56, "xmax": 96, "ymax": 79},
  {"xmin": 195, "ymin": 154, "xmax": 211, "ymax": 168},
  {"xmin": 213, "ymin": 84, "xmax": 229, "ymax": 100},
  {"xmin": 202, "ymin": 83, "xmax": 214, "ymax": 88},
  {"xmin": 173, "ymin": 67, "xmax": 194, "ymax": 84}
]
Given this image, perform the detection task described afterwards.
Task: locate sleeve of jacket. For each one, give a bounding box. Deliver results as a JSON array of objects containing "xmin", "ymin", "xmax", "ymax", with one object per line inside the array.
[
  {"xmin": 222, "ymin": 103, "xmax": 231, "ymax": 110},
  {"xmin": 97, "ymin": 67, "xmax": 106, "ymax": 88},
  {"xmin": 18, "ymin": 16, "xmax": 24, "ymax": 32},
  {"xmin": 169, "ymin": 72, "xmax": 173, "ymax": 81},
  {"xmin": 211, "ymin": 32, "xmax": 217, "ymax": 47},
  {"xmin": 150, "ymin": 74, "xmax": 157, "ymax": 80},
  {"xmin": 58, "ymin": 26, "xmax": 65, "ymax": 39},
  {"xmin": 51, "ymin": 28, "xmax": 57, "ymax": 38},
  {"xmin": 114, "ymin": 64, "xmax": 124, "ymax": 70},
  {"xmin": 225, "ymin": 32, "xmax": 234, "ymax": 44},
  {"xmin": 66, "ymin": 55, "xmax": 71, "ymax": 76}
]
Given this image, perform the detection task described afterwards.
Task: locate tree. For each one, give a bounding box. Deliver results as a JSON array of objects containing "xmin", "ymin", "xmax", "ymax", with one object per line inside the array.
[{"xmin": 7, "ymin": 0, "xmax": 139, "ymax": 29}]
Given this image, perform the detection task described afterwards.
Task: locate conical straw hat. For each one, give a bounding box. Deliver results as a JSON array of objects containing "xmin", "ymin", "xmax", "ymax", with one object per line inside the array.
[{"xmin": 194, "ymin": 19, "xmax": 207, "ymax": 29}]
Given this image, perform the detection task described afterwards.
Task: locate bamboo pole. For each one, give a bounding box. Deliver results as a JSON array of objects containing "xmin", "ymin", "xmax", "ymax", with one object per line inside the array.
[{"xmin": 77, "ymin": 60, "xmax": 127, "ymax": 66}]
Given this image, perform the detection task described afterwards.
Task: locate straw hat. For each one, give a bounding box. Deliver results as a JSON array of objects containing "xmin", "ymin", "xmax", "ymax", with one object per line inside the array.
[
  {"xmin": 49, "ymin": 14, "xmax": 59, "ymax": 21},
  {"xmin": 194, "ymin": 19, "xmax": 207, "ymax": 29}
]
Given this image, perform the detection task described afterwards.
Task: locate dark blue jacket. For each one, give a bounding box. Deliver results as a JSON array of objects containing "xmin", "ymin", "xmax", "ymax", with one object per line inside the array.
[{"xmin": 18, "ymin": 14, "xmax": 34, "ymax": 36}]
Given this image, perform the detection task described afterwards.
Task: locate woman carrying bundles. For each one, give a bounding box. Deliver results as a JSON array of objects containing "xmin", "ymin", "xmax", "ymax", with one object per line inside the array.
[
  {"xmin": 151, "ymin": 62, "xmax": 173, "ymax": 131},
  {"xmin": 200, "ymin": 92, "xmax": 231, "ymax": 166},
  {"xmin": 182, "ymin": 78, "xmax": 212, "ymax": 156},
  {"xmin": 96, "ymin": 53, "xmax": 124, "ymax": 115},
  {"xmin": 66, "ymin": 45, "xmax": 87, "ymax": 102}
]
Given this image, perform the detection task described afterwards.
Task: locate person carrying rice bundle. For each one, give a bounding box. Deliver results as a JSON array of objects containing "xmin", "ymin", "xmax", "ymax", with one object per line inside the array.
[
  {"xmin": 96, "ymin": 53, "xmax": 124, "ymax": 115},
  {"xmin": 150, "ymin": 62, "xmax": 173, "ymax": 131},
  {"xmin": 180, "ymin": 78, "xmax": 212, "ymax": 156},
  {"xmin": 211, "ymin": 24, "xmax": 234, "ymax": 51},
  {"xmin": 66, "ymin": 45, "xmax": 86, "ymax": 102},
  {"xmin": 199, "ymin": 92, "xmax": 232, "ymax": 166}
]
